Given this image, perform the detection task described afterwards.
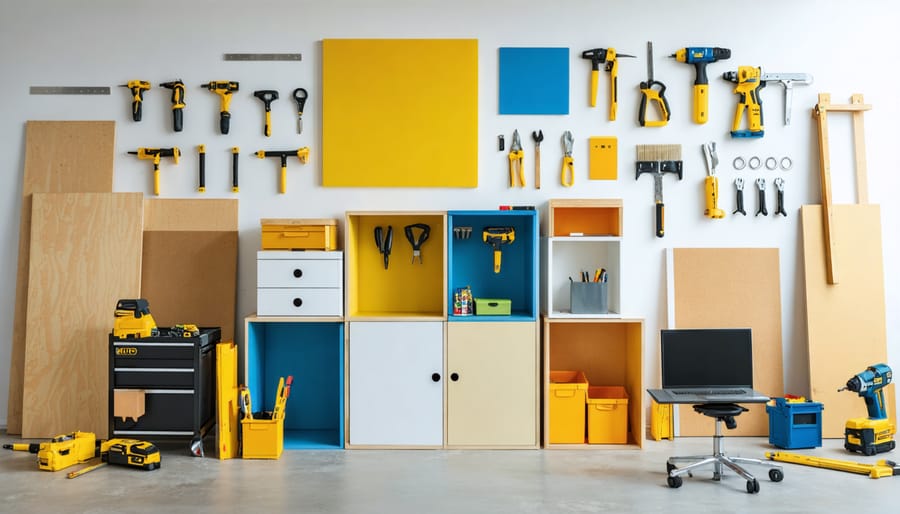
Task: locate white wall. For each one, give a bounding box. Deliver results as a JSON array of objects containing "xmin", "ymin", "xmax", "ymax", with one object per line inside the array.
[{"xmin": 1, "ymin": 0, "xmax": 897, "ymax": 426}]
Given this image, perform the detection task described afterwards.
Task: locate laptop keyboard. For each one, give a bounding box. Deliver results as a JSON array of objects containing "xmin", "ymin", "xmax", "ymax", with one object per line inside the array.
[{"xmin": 673, "ymin": 389, "xmax": 745, "ymax": 396}]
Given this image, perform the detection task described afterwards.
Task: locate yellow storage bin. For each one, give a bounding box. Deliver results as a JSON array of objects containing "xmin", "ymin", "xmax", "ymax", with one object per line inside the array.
[
  {"xmin": 650, "ymin": 398, "xmax": 674, "ymax": 441},
  {"xmin": 549, "ymin": 370, "xmax": 589, "ymax": 444},
  {"xmin": 261, "ymin": 218, "xmax": 338, "ymax": 251},
  {"xmin": 586, "ymin": 385, "xmax": 629, "ymax": 444},
  {"xmin": 241, "ymin": 415, "xmax": 284, "ymax": 459}
]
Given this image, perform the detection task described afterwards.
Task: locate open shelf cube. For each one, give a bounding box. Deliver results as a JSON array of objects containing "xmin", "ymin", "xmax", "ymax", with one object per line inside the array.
[
  {"xmin": 543, "ymin": 317, "xmax": 644, "ymax": 448},
  {"xmin": 345, "ymin": 212, "xmax": 446, "ymax": 319},
  {"xmin": 447, "ymin": 210, "xmax": 538, "ymax": 321},
  {"xmin": 542, "ymin": 237, "xmax": 621, "ymax": 317},
  {"xmin": 245, "ymin": 317, "xmax": 344, "ymax": 449},
  {"xmin": 546, "ymin": 199, "xmax": 622, "ymax": 237}
]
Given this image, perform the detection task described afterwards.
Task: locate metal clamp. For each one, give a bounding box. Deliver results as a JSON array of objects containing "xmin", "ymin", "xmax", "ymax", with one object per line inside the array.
[
  {"xmin": 733, "ymin": 156, "xmax": 746, "ymax": 170},
  {"xmin": 765, "ymin": 157, "xmax": 778, "ymax": 170}
]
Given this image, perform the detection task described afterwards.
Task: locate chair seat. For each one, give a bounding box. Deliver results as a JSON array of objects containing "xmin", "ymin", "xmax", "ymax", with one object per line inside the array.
[{"xmin": 693, "ymin": 403, "xmax": 748, "ymax": 418}]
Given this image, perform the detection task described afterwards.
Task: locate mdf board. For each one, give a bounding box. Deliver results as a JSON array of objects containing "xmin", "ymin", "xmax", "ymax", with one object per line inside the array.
[
  {"xmin": 669, "ymin": 248, "xmax": 783, "ymax": 436},
  {"xmin": 22, "ymin": 192, "xmax": 142, "ymax": 439},
  {"xmin": 801, "ymin": 205, "xmax": 893, "ymax": 438},
  {"xmin": 446, "ymin": 322, "xmax": 538, "ymax": 448},
  {"xmin": 141, "ymin": 199, "xmax": 238, "ymax": 343},
  {"xmin": 9, "ymin": 120, "xmax": 115, "ymax": 434},
  {"xmin": 322, "ymin": 39, "xmax": 478, "ymax": 187}
]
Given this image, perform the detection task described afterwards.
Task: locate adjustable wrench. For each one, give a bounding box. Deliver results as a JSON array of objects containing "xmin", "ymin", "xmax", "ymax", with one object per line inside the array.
[{"xmin": 755, "ymin": 178, "xmax": 767, "ymax": 216}]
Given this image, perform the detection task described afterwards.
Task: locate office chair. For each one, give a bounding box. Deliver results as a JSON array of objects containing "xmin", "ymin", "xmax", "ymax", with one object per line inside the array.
[{"xmin": 666, "ymin": 403, "xmax": 784, "ymax": 494}]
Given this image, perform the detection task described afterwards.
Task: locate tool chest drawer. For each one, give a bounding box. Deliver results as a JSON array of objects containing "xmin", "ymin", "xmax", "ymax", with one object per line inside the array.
[
  {"xmin": 113, "ymin": 390, "xmax": 197, "ymax": 433},
  {"xmin": 113, "ymin": 341, "xmax": 197, "ymax": 368},
  {"xmin": 257, "ymin": 255, "xmax": 342, "ymax": 288},
  {"xmin": 257, "ymin": 288, "xmax": 343, "ymax": 316}
]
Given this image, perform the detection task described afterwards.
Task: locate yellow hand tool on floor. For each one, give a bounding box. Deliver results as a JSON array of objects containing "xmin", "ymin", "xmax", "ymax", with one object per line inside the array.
[
  {"xmin": 508, "ymin": 130, "xmax": 524, "ymax": 188},
  {"xmin": 4, "ymin": 431, "xmax": 99, "ymax": 472},
  {"xmin": 561, "ymin": 131, "xmax": 574, "ymax": 187},
  {"xmin": 67, "ymin": 438, "xmax": 161, "ymax": 478},
  {"xmin": 766, "ymin": 451, "xmax": 900, "ymax": 479}
]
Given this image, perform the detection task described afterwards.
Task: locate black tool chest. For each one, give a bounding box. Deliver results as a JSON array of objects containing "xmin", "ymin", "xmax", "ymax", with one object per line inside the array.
[{"xmin": 109, "ymin": 328, "xmax": 220, "ymax": 448}]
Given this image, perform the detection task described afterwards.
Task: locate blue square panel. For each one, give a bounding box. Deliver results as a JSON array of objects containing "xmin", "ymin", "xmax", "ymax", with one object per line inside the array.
[{"xmin": 499, "ymin": 47, "xmax": 569, "ymax": 115}]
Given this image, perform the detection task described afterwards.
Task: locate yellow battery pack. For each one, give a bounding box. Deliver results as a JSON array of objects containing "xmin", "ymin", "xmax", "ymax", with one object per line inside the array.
[{"xmin": 589, "ymin": 136, "xmax": 617, "ymax": 180}]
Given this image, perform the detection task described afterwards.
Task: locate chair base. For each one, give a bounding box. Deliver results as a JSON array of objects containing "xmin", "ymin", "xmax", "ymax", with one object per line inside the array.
[{"xmin": 666, "ymin": 406, "xmax": 784, "ymax": 493}]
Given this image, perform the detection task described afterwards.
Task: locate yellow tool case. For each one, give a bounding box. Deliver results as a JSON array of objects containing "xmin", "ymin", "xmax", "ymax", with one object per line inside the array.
[{"xmin": 260, "ymin": 218, "xmax": 338, "ymax": 251}]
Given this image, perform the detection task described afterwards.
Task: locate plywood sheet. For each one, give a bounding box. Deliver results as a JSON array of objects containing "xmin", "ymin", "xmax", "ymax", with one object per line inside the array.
[
  {"xmin": 322, "ymin": 39, "xmax": 478, "ymax": 187},
  {"xmin": 22, "ymin": 192, "xmax": 142, "ymax": 438},
  {"xmin": 141, "ymin": 199, "xmax": 238, "ymax": 343},
  {"xmin": 8, "ymin": 121, "xmax": 115, "ymax": 434},
  {"xmin": 801, "ymin": 204, "xmax": 893, "ymax": 438},
  {"xmin": 669, "ymin": 248, "xmax": 784, "ymax": 436}
]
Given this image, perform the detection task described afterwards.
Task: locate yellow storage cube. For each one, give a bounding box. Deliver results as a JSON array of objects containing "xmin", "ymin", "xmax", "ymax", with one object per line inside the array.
[
  {"xmin": 586, "ymin": 386, "xmax": 629, "ymax": 444},
  {"xmin": 549, "ymin": 370, "xmax": 589, "ymax": 444},
  {"xmin": 241, "ymin": 416, "xmax": 284, "ymax": 459},
  {"xmin": 261, "ymin": 218, "xmax": 338, "ymax": 251}
]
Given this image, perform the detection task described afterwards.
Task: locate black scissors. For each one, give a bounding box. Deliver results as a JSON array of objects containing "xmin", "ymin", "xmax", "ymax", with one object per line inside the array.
[{"xmin": 374, "ymin": 225, "xmax": 393, "ymax": 269}]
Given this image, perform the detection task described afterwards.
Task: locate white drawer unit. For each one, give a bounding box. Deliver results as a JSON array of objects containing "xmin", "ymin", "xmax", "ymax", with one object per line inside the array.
[{"xmin": 257, "ymin": 251, "xmax": 343, "ymax": 316}]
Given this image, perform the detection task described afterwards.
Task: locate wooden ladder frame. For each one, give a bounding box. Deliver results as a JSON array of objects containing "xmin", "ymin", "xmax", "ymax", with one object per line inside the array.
[{"xmin": 812, "ymin": 93, "xmax": 872, "ymax": 285}]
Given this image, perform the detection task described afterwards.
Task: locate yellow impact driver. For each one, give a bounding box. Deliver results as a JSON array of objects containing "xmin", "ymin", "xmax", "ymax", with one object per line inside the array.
[
  {"xmin": 119, "ymin": 80, "xmax": 151, "ymax": 122},
  {"xmin": 670, "ymin": 47, "xmax": 731, "ymax": 124},
  {"xmin": 201, "ymin": 81, "xmax": 239, "ymax": 134},
  {"xmin": 128, "ymin": 148, "xmax": 180, "ymax": 196}
]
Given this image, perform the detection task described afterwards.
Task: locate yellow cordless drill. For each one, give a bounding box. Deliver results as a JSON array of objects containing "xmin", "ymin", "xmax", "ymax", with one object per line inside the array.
[
  {"xmin": 4, "ymin": 431, "xmax": 100, "ymax": 471},
  {"xmin": 119, "ymin": 80, "xmax": 151, "ymax": 122},
  {"xmin": 201, "ymin": 81, "xmax": 239, "ymax": 134}
]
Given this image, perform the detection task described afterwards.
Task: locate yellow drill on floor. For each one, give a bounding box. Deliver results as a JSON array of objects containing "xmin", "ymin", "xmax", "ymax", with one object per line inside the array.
[{"xmin": 4, "ymin": 431, "xmax": 99, "ymax": 471}]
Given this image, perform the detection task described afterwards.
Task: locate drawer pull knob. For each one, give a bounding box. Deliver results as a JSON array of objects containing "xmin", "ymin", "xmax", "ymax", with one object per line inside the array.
[
  {"xmin": 293, "ymin": 269, "xmax": 303, "ymax": 278},
  {"xmin": 450, "ymin": 372, "xmax": 459, "ymax": 382},
  {"xmin": 293, "ymin": 298, "xmax": 303, "ymax": 307},
  {"xmin": 431, "ymin": 373, "xmax": 441, "ymax": 382}
]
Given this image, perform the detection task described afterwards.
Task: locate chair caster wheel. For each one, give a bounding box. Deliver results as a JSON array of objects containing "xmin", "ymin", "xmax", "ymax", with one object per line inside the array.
[
  {"xmin": 667, "ymin": 475, "xmax": 683, "ymax": 489},
  {"xmin": 666, "ymin": 462, "xmax": 677, "ymax": 474},
  {"xmin": 746, "ymin": 479, "xmax": 760, "ymax": 494},
  {"xmin": 769, "ymin": 469, "xmax": 784, "ymax": 482}
]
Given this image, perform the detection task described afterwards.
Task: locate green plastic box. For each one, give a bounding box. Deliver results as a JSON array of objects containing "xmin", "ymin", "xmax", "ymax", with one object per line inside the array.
[{"xmin": 475, "ymin": 298, "xmax": 511, "ymax": 315}]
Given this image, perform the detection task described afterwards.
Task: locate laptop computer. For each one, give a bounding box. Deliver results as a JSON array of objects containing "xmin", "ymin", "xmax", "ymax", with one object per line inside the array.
[{"xmin": 647, "ymin": 328, "xmax": 770, "ymax": 404}]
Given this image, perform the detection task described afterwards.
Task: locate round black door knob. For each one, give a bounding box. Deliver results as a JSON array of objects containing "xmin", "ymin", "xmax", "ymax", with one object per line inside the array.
[
  {"xmin": 293, "ymin": 298, "xmax": 303, "ymax": 307},
  {"xmin": 431, "ymin": 373, "xmax": 441, "ymax": 382},
  {"xmin": 450, "ymin": 373, "xmax": 459, "ymax": 382},
  {"xmin": 293, "ymin": 269, "xmax": 303, "ymax": 278}
]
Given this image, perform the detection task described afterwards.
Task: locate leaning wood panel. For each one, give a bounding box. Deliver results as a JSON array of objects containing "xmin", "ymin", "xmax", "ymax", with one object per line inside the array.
[
  {"xmin": 670, "ymin": 248, "xmax": 784, "ymax": 436},
  {"xmin": 8, "ymin": 121, "xmax": 115, "ymax": 434},
  {"xmin": 141, "ymin": 199, "xmax": 238, "ymax": 343},
  {"xmin": 22, "ymin": 192, "xmax": 142, "ymax": 438},
  {"xmin": 801, "ymin": 205, "xmax": 893, "ymax": 438}
]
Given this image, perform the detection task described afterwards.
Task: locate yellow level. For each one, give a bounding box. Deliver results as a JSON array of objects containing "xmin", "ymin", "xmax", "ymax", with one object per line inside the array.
[{"xmin": 766, "ymin": 451, "xmax": 899, "ymax": 479}]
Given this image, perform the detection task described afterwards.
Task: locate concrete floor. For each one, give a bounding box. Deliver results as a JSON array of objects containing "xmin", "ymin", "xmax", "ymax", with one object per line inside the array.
[{"xmin": 1, "ymin": 434, "xmax": 898, "ymax": 513}]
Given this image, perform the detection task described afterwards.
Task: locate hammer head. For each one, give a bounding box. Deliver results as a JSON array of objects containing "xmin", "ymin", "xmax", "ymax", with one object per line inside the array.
[
  {"xmin": 581, "ymin": 48, "xmax": 609, "ymax": 69},
  {"xmin": 254, "ymin": 90, "xmax": 279, "ymax": 107}
]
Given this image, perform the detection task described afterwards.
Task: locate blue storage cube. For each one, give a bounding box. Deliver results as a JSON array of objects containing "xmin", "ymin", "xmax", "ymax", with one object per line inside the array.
[{"xmin": 766, "ymin": 397, "xmax": 824, "ymax": 449}]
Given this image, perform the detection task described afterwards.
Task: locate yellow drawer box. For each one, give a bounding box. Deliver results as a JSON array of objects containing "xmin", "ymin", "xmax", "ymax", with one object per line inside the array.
[
  {"xmin": 549, "ymin": 370, "xmax": 589, "ymax": 444},
  {"xmin": 586, "ymin": 385, "xmax": 628, "ymax": 444},
  {"xmin": 261, "ymin": 218, "xmax": 338, "ymax": 251}
]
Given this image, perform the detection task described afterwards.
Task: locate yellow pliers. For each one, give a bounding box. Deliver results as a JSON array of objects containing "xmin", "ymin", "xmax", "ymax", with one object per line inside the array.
[
  {"xmin": 561, "ymin": 130, "xmax": 574, "ymax": 187},
  {"xmin": 508, "ymin": 129, "xmax": 525, "ymax": 187}
]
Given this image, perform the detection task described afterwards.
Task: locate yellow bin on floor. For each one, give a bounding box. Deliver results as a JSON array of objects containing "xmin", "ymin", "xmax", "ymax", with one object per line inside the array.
[
  {"xmin": 549, "ymin": 370, "xmax": 589, "ymax": 444},
  {"xmin": 586, "ymin": 386, "xmax": 629, "ymax": 444},
  {"xmin": 241, "ymin": 415, "xmax": 284, "ymax": 459}
]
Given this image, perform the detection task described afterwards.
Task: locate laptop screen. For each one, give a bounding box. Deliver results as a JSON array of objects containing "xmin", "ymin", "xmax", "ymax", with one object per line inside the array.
[{"xmin": 660, "ymin": 328, "xmax": 754, "ymax": 389}]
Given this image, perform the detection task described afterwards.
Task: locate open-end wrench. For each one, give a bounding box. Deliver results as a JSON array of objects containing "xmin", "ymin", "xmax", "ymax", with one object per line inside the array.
[
  {"xmin": 532, "ymin": 130, "xmax": 543, "ymax": 189},
  {"xmin": 733, "ymin": 178, "xmax": 747, "ymax": 215},
  {"xmin": 774, "ymin": 177, "xmax": 786, "ymax": 216},
  {"xmin": 755, "ymin": 178, "xmax": 768, "ymax": 216}
]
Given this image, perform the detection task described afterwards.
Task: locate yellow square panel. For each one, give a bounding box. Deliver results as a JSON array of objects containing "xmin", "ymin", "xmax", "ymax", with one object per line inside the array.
[{"xmin": 322, "ymin": 39, "xmax": 478, "ymax": 187}]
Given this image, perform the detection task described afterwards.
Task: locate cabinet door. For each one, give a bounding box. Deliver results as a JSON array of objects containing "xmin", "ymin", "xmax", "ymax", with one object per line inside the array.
[
  {"xmin": 348, "ymin": 321, "xmax": 443, "ymax": 446},
  {"xmin": 447, "ymin": 322, "xmax": 537, "ymax": 446}
]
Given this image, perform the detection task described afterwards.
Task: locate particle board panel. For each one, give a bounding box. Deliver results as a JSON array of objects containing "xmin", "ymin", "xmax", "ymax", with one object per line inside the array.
[
  {"xmin": 8, "ymin": 120, "xmax": 115, "ymax": 434},
  {"xmin": 322, "ymin": 39, "xmax": 478, "ymax": 187},
  {"xmin": 22, "ymin": 192, "xmax": 142, "ymax": 439},
  {"xmin": 669, "ymin": 248, "xmax": 783, "ymax": 436},
  {"xmin": 141, "ymin": 199, "xmax": 238, "ymax": 343},
  {"xmin": 801, "ymin": 204, "xmax": 893, "ymax": 438}
]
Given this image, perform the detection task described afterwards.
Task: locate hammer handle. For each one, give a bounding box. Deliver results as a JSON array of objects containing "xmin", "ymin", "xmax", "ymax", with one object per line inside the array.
[
  {"xmin": 220, "ymin": 111, "xmax": 231, "ymax": 135},
  {"xmin": 534, "ymin": 146, "xmax": 541, "ymax": 189},
  {"xmin": 656, "ymin": 202, "xmax": 665, "ymax": 238},
  {"xmin": 232, "ymin": 148, "xmax": 240, "ymax": 193},
  {"xmin": 197, "ymin": 145, "xmax": 206, "ymax": 192}
]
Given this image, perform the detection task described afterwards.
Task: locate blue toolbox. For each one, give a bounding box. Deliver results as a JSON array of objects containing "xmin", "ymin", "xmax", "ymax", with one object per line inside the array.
[{"xmin": 766, "ymin": 397, "xmax": 824, "ymax": 449}]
